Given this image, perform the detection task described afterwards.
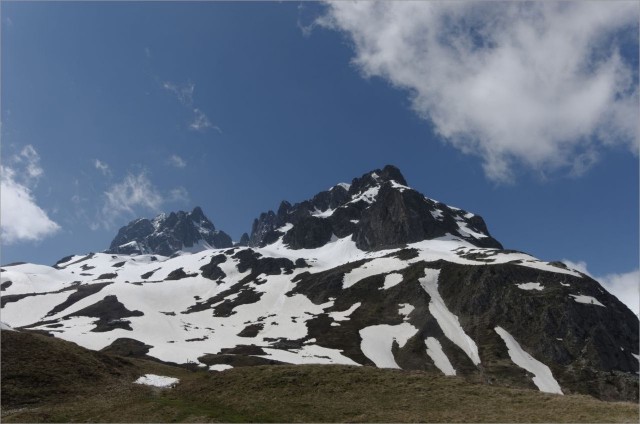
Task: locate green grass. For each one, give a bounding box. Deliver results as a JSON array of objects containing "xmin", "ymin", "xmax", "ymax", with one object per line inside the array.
[{"xmin": 2, "ymin": 331, "xmax": 638, "ymax": 422}]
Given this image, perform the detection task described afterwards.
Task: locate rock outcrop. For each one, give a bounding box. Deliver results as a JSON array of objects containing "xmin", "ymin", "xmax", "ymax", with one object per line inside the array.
[
  {"xmin": 106, "ymin": 206, "xmax": 232, "ymax": 256},
  {"xmin": 250, "ymin": 165, "xmax": 502, "ymax": 250}
]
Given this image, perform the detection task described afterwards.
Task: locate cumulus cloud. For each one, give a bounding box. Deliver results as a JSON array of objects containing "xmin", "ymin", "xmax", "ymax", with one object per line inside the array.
[
  {"xmin": 168, "ymin": 154, "xmax": 187, "ymax": 168},
  {"xmin": 563, "ymin": 259, "xmax": 639, "ymax": 315},
  {"xmin": 94, "ymin": 159, "xmax": 111, "ymax": 176},
  {"xmin": 319, "ymin": 1, "xmax": 639, "ymax": 181},
  {"xmin": 162, "ymin": 81, "xmax": 219, "ymax": 133},
  {"xmin": 97, "ymin": 171, "xmax": 190, "ymax": 228},
  {"xmin": 598, "ymin": 269, "xmax": 640, "ymax": 316},
  {"xmin": 0, "ymin": 146, "xmax": 60, "ymax": 244}
]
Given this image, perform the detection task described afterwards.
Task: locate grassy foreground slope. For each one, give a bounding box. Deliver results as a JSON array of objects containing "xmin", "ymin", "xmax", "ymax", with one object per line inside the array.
[{"xmin": 1, "ymin": 331, "xmax": 638, "ymax": 423}]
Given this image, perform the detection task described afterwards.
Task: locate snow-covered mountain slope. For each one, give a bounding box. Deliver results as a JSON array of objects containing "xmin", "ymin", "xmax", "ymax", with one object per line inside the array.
[
  {"xmin": 1, "ymin": 166, "xmax": 638, "ymax": 401},
  {"xmin": 105, "ymin": 207, "xmax": 232, "ymax": 256}
]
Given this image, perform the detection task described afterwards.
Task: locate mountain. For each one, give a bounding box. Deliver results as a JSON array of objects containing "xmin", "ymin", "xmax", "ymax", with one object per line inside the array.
[
  {"xmin": 106, "ymin": 206, "xmax": 233, "ymax": 256},
  {"xmin": 1, "ymin": 165, "xmax": 637, "ymax": 402},
  {"xmin": 249, "ymin": 165, "xmax": 502, "ymax": 250}
]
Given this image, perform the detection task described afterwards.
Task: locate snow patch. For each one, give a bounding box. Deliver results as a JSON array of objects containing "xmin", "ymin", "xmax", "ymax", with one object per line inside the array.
[
  {"xmin": 516, "ymin": 282, "xmax": 544, "ymax": 291},
  {"xmin": 349, "ymin": 186, "xmax": 379, "ymax": 205},
  {"xmin": 430, "ymin": 209, "xmax": 443, "ymax": 220},
  {"xmin": 381, "ymin": 273, "xmax": 403, "ymax": 290},
  {"xmin": 343, "ymin": 257, "xmax": 407, "ymax": 289},
  {"xmin": 494, "ymin": 326, "xmax": 563, "ymax": 395},
  {"xmin": 456, "ymin": 221, "xmax": 487, "ymax": 239},
  {"xmin": 134, "ymin": 374, "xmax": 179, "ymax": 388},
  {"xmin": 569, "ymin": 294, "xmax": 605, "ymax": 307},
  {"xmin": 425, "ymin": 337, "xmax": 456, "ymax": 376},
  {"xmin": 359, "ymin": 323, "xmax": 418, "ymax": 368},
  {"xmin": 419, "ymin": 268, "xmax": 481, "ymax": 366},
  {"xmin": 1, "ymin": 322, "xmax": 16, "ymax": 331},
  {"xmin": 390, "ymin": 180, "xmax": 409, "ymax": 191},
  {"xmin": 209, "ymin": 364, "xmax": 233, "ymax": 372},
  {"xmin": 311, "ymin": 208, "xmax": 335, "ymax": 218},
  {"xmin": 328, "ymin": 302, "xmax": 361, "ymax": 322},
  {"xmin": 398, "ymin": 303, "xmax": 414, "ymax": 320}
]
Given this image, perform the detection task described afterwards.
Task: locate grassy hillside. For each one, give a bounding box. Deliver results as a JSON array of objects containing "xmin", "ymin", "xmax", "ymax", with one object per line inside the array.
[{"xmin": 1, "ymin": 330, "xmax": 638, "ymax": 423}]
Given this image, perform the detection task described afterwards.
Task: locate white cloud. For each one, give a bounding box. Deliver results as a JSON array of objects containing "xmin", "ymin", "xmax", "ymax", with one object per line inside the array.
[
  {"xmin": 97, "ymin": 171, "xmax": 191, "ymax": 228},
  {"xmin": 0, "ymin": 146, "xmax": 60, "ymax": 244},
  {"xmin": 561, "ymin": 259, "xmax": 590, "ymax": 276},
  {"xmin": 598, "ymin": 269, "xmax": 640, "ymax": 316},
  {"xmin": 319, "ymin": 1, "xmax": 639, "ymax": 182},
  {"xmin": 94, "ymin": 159, "xmax": 111, "ymax": 176},
  {"xmin": 189, "ymin": 108, "xmax": 214, "ymax": 132},
  {"xmin": 99, "ymin": 172, "xmax": 164, "ymax": 227},
  {"xmin": 563, "ymin": 259, "xmax": 639, "ymax": 315},
  {"xmin": 10, "ymin": 145, "xmax": 44, "ymax": 186},
  {"xmin": 163, "ymin": 81, "xmax": 195, "ymax": 107},
  {"xmin": 168, "ymin": 154, "xmax": 187, "ymax": 168},
  {"xmin": 162, "ymin": 81, "xmax": 219, "ymax": 133},
  {"xmin": 168, "ymin": 187, "xmax": 189, "ymax": 203}
]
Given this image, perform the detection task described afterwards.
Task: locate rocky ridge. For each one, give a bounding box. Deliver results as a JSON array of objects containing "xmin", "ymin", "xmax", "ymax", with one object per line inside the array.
[
  {"xmin": 106, "ymin": 207, "xmax": 233, "ymax": 256},
  {"xmin": 249, "ymin": 165, "xmax": 502, "ymax": 251}
]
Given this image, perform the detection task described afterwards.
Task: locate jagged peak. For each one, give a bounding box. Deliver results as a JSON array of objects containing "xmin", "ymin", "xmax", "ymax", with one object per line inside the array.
[
  {"xmin": 107, "ymin": 207, "xmax": 232, "ymax": 256},
  {"xmin": 348, "ymin": 164, "xmax": 408, "ymax": 196},
  {"xmin": 248, "ymin": 165, "xmax": 501, "ymax": 251}
]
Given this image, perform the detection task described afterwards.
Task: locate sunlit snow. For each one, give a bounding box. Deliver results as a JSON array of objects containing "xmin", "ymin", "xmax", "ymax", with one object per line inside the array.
[
  {"xmin": 569, "ymin": 294, "xmax": 605, "ymax": 307},
  {"xmin": 494, "ymin": 326, "xmax": 563, "ymax": 395},
  {"xmin": 359, "ymin": 323, "xmax": 418, "ymax": 368},
  {"xmin": 425, "ymin": 337, "xmax": 456, "ymax": 376},
  {"xmin": 517, "ymin": 282, "xmax": 544, "ymax": 291},
  {"xmin": 419, "ymin": 268, "xmax": 481, "ymax": 366},
  {"xmin": 134, "ymin": 374, "xmax": 179, "ymax": 388}
]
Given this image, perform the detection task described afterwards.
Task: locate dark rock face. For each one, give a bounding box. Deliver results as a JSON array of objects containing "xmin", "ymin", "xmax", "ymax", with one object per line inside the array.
[
  {"xmin": 236, "ymin": 233, "xmax": 250, "ymax": 247},
  {"xmin": 249, "ymin": 165, "xmax": 502, "ymax": 251},
  {"xmin": 287, "ymin": 258, "xmax": 639, "ymax": 401},
  {"xmin": 282, "ymin": 217, "xmax": 333, "ymax": 249},
  {"xmin": 66, "ymin": 295, "xmax": 144, "ymax": 332},
  {"xmin": 106, "ymin": 206, "xmax": 233, "ymax": 256},
  {"xmin": 433, "ymin": 261, "xmax": 639, "ymax": 400}
]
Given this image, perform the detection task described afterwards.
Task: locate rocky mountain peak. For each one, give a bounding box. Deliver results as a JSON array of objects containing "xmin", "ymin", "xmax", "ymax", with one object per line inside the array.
[
  {"xmin": 249, "ymin": 165, "xmax": 502, "ymax": 250},
  {"xmin": 106, "ymin": 207, "xmax": 232, "ymax": 256},
  {"xmin": 348, "ymin": 164, "xmax": 408, "ymax": 195}
]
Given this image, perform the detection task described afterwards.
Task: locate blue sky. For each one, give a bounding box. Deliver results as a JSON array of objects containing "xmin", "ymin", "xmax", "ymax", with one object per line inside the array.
[{"xmin": 1, "ymin": 2, "xmax": 638, "ymax": 304}]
